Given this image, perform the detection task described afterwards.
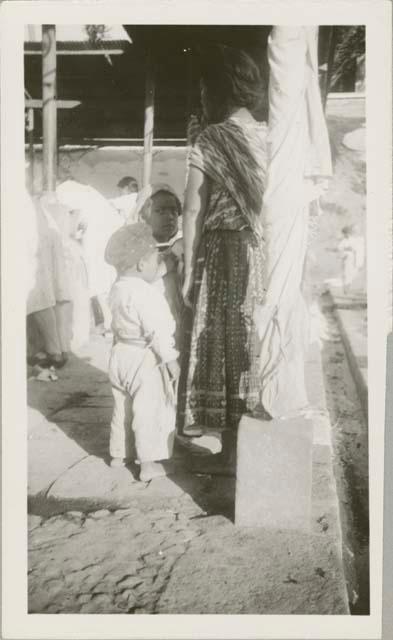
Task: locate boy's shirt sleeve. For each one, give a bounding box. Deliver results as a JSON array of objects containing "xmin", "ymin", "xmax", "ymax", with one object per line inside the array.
[{"xmin": 135, "ymin": 285, "xmax": 179, "ymax": 363}]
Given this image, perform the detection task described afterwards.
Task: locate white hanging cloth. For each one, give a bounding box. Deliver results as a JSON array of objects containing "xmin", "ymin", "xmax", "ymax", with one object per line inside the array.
[{"xmin": 255, "ymin": 26, "xmax": 332, "ymax": 418}]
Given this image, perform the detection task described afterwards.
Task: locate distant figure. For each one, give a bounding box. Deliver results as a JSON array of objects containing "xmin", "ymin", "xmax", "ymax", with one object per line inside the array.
[
  {"xmin": 338, "ymin": 225, "xmax": 365, "ymax": 294},
  {"xmin": 26, "ymin": 191, "xmax": 73, "ymax": 369},
  {"xmin": 107, "ymin": 222, "xmax": 180, "ymax": 482},
  {"xmin": 118, "ymin": 175, "xmax": 138, "ymax": 195},
  {"xmin": 110, "ymin": 176, "xmax": 139, "ymax": 223}
]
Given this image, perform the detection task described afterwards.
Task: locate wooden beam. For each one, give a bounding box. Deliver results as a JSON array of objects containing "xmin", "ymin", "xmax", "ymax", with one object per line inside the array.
[
  {"xmin": 25, "ymin": 99, "xmax": 81, "ymax": 109},
  {"xmin": 26, "ymin": 107, "xmax": 35, "ymax": 193},
  {"xmin": 142, "ymin": 49, "xmax": 155, "ymax": 188},
  {"xmin": 25, "ymin": 48, "xmax": 125, "ymax": 56},
  {"xmin": 42, "ymin": 25, "xmax": 57, "ymax": 192},
  {"xmin": 186, "ymin": 48, "xmax": 193, "ymax": 119}
]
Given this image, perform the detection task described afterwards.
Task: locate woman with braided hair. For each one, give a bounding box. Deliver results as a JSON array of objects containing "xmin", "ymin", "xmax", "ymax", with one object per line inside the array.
[{"xmin": 179, "ymin": 28, "xmax": 332, "ymax": 471}]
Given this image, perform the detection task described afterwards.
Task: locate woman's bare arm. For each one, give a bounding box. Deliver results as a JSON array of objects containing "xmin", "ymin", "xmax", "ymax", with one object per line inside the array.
[{"xmin": 182, "ymin": 165, "xmax": 210, "ymax": 300}]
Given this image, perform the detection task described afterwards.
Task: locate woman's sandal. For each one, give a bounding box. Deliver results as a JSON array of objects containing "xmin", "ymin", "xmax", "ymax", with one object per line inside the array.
[
  {"xmin": 190, "ymin": 452, "xmax": 236, "ymax": 477},
  {"xmin": 139, "ymin": 461, "xmax": 174, "ymax": 483},
  {"xmin": 48, "ymin": 354, "xmax": 68, "ymax": 369},
  {"xmin": 175, "ymin": 433, "xmax": 222, "ymax": 456}
]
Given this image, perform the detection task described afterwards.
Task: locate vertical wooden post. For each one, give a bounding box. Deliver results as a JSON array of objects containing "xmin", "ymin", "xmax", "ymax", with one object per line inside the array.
[
  {"xmin": 186, "ymin": 48, "xmax": 193, "ymax": 119},
  {"xmin": 143, "ymin": 49, "xmax": 155, "ymax": 188},
  {"xmin": 26, "ymin": 107, "xmax": 35, "ymax": 193},
  {"xmin": 42, "ymin": 24, "xmax": 57, "ymax": 192}
]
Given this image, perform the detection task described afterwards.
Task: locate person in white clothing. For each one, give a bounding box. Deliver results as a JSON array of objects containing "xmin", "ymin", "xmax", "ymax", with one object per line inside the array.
[
  {"xmin": 26, "ymin": 191, "xmax": 74, "ymax": 369},
  {"xmin": 110, "ymin": 176, "xmax": 139, "ymax": 223},
  {"xmin": 56, "ymin": 179, "xmax": 124, "ymax": 335},
  {"xmin": 338, "ymin": 225, "xmax": 365, "ymax": 294},
  {"xmin": 108, "ymin": 222, "xmax": 180, "ymax": 482}
]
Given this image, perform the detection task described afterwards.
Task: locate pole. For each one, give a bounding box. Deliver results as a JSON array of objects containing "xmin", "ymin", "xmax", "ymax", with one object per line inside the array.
[
  {"xmin": 42, "ymin": 25, "xmax": 57, "ymax": 192},
  {"xmin": 143, "ymin": 48, "xmax": 155, "ymax": 188},
  {"xmin": 186, "ymin": 48, "xmax": 193, "ymax": 120},
  {"xmin": 26, "ymin": 107, "xmax": 35, "ymax": 193}
]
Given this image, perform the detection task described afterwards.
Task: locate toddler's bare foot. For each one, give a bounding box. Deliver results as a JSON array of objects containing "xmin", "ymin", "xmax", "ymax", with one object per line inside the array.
[
  {"xmin": 110, "ymin": 458, "xmax": 125, "ymax": 469},
  {"xmin": 139, "ymin": 461, "xmax": 173, "ymax": 482},
  {"xmin": 110, "ymin": 457, "xmax": 132, "ymax": 469}
]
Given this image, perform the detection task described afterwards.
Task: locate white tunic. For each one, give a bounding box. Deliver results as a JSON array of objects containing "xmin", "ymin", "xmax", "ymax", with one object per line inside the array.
[{"xmin": 109, "ymin": 276, "xmax": 179, "ymax": 364}]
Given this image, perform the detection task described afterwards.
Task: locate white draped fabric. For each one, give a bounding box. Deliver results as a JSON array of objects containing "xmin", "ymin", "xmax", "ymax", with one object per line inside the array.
[
  {"xmin": 56, "ymin": 180, "xmax": 123, "ymax": 297},
  {"xmin": 255, "ymin": 27, "xmax": 332, "ymax": 418}
]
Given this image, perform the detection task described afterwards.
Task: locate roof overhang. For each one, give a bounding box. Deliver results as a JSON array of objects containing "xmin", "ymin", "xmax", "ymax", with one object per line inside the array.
[{"xmin": 24, "ymin": 42, "xmax": 128, "ymax": 56}]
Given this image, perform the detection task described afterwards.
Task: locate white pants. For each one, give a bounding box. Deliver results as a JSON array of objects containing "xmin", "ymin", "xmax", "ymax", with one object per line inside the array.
[{"xmin": 108, "ymin": 342, "xmax": 175, "ymax": 463}]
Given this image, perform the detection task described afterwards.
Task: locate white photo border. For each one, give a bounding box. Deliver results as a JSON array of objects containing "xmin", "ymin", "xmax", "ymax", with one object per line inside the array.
[{"xmin": 1, "ymin": 1, "xmax": 391, "ymax": 638}]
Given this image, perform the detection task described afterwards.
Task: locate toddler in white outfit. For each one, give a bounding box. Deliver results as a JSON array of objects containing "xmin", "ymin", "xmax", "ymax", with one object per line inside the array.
[{"xmin": 108, "ymin": 222, "xmax": 180, "ymax": 482}]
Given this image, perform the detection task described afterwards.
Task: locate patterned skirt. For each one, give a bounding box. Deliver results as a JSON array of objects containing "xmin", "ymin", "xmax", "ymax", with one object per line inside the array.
[{"xmin": 178, "ymin": 229, "xmax": 265, "ymax": 435}]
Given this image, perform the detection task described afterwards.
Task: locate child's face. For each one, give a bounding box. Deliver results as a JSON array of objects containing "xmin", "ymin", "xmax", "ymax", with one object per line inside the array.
[
  {"xmin": 149, "ymin": 192, "xmax": 179, "ymax": 242},
  {"xmin": 139, "ymin": 249, "xmax": 161, "ymax": 283}
]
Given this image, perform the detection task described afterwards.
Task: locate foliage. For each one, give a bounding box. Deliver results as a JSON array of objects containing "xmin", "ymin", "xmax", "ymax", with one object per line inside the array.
[
  {"xmin": 85, "ymin": 25, "xmax": 109, "ymax": 44},
  {"xmin": 330, "ymin": 26, "xmax": 365, "ymax": 91}
]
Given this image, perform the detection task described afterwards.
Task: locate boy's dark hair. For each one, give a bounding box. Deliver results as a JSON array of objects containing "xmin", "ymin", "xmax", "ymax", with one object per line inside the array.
[
  {"xmin": 197, "ymin": 43, "xmax": 265, "ymax": 123},
  {"xmin": 151, "ymin": 189, "xmax": 182, "ymax": 217},
  {"xmin": 117, "ymin": 176, "xmax": 138, "ymax": 191}
]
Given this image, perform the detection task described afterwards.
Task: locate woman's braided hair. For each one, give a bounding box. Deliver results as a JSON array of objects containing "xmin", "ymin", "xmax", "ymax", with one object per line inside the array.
[{"xmin": 197, "ymin": 43, "xmax": 265, "ymax": 123}]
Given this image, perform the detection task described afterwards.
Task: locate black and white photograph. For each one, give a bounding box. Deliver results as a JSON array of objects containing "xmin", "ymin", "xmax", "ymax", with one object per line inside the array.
[{"xmin": 1, "ymin": 1, "xmax": 391, "ymax": 638}]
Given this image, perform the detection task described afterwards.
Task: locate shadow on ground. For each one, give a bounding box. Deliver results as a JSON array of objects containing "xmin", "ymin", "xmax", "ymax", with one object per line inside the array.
[{"xmin": 28, "ymin": 337, "xmax": 236, "ymax": 521}]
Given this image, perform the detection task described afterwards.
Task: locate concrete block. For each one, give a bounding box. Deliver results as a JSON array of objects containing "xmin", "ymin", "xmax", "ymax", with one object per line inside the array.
[{"xmin": 235, "ymin": 414, "xmax": 313, "ymax": 530}]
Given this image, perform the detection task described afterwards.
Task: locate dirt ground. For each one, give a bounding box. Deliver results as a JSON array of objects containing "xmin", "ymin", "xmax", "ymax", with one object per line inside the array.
[
  {"xmin": 320, "ymin": 298, "xmax": 369, "ymax": 614},
  {"xmin": 307, "ymin": 99, "xmax": 366, "ymax": 291},
  {"xmin": 27, "ymin": 335, "xmax": 349, "ymax": 615},
  {"xmin": 314, "ymin": 99, "xmax": 369, "ymax": 614}
]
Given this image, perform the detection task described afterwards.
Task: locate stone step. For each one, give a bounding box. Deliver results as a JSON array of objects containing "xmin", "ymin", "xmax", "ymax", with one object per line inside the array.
[
  {"xmin": 159, "ymin": 340, "xmax": 350, "ymax": 614},
  {"xmin": 235, "ymin": 415, "xmax": 313, "ymax": 530}
]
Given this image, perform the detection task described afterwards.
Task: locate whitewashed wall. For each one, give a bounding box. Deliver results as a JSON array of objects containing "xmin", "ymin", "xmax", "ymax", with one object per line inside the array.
[{"xmin": 26, "ymin": 146, "xmax": 188, "ymax": 202}]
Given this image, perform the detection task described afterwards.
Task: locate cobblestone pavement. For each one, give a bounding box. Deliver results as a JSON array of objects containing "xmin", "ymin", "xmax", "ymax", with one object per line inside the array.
[{"xmin": 28, "ymin": 493, "xmax": 210, "ymax": 614}]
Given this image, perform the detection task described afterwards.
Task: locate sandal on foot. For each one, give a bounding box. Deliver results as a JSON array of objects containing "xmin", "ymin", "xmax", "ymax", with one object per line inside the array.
[
  {"xmin": 110, "ymin": 457, "xmax": 131, "ymax": 469},
  {"xmin": 190, "ymin": 453, "xmax": 236, "ymax": 477}
]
